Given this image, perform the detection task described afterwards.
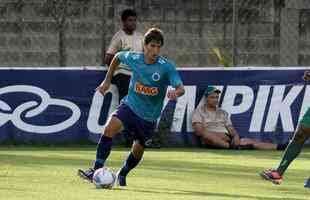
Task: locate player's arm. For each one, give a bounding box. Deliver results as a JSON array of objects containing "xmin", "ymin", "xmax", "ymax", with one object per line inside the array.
[{"xmin": 96, "ymin": 55, "xmax": 120, "ymax": 94}]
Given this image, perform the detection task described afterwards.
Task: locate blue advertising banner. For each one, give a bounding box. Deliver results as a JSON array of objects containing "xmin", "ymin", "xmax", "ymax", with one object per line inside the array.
[{"xmin": 0, "ymin": 67, "xmax": 308, "ymax": 146}]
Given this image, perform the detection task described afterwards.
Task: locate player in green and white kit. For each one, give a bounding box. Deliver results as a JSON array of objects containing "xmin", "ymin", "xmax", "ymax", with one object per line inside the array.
[{"xmin": 260, "ymin": 71, "xmax": 310, "ymax": 187}]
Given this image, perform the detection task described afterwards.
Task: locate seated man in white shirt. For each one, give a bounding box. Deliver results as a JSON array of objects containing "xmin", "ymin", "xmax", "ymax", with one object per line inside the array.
[{"xmin": 192, "ymin": 86, "xmax": 288, "ymax": 150}]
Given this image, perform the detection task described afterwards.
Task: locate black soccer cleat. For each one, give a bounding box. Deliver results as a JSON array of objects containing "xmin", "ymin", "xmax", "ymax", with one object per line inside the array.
[
  {"xmin": 145, "ymin": 139, "xmax": 161, "ymax": 149},
  {"xmin": 77, "ymin": 168, "xmax": 95, "ymax": 183},
  {"xmin": 114, "ymin": 170, "xmax": 127, "ymax": 187}
]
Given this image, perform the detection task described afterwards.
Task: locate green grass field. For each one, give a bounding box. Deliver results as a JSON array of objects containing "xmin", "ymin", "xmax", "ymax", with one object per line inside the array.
[{"xmin": 0, "ymin": 146, "xmax": 309, "ymax": 200}]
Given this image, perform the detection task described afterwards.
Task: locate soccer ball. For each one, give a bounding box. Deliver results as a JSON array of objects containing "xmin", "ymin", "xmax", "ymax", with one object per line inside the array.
[{"xmin": 92, "ymin": 167, "xmax": 115, "ymax": 189}]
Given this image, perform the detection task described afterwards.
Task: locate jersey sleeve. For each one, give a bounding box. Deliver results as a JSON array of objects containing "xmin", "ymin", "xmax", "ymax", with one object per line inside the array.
[
  {"xmin": 115, "ymin": 51, "xmax": 132, "ymax": 68},
  {"xmin": 106, "ymin": 33, "xmax": 122, "ymax": 55},
  {"xmin": 167, "ymin": 63, "xmax": 183, "ymax": 87}
]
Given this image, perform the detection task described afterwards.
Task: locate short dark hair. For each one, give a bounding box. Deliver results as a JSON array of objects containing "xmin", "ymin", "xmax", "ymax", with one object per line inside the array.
[
  {"xmin": 144, "ymin": 28, "xmax": 164, "ymax": 46},
  {"xmin": 121, "ymin": 9, "xmax": 137, "ymax": 21}
]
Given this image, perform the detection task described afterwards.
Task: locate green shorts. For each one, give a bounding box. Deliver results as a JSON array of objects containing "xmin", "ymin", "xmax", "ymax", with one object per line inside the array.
[{"xmin": 300, "ymin": 108, "xmax": 310, "ymax": 128}]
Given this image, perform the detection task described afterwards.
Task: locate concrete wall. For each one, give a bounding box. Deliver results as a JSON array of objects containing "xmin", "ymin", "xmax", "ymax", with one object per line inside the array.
[
  {"xmin": 0, "ymin": 0, "xmax": 309, "ymax": 67},
  {"xmin": 0, "ymin": 0, "xmax": 103, "ymax": 66}
]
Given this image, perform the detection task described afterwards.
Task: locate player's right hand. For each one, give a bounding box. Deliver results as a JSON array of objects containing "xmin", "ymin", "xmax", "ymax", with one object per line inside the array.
[
  {"xmin": 167, "ymin": 90, "xmax": 178, "ymax": 101},
  {"xmin": 96, "ymin": 81, "xmax": 110, "ymax": 95},
  {"xmin": 303, "ymin": 71, "xmax": 310, "ymax": 81}
]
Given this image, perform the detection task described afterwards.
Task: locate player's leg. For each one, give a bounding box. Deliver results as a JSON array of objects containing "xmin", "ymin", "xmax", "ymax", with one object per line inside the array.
[
  {"xmin": 240, "ymin": 138, "xmax": 279, "ymax": 150},
  {"xmin": 115, "ymin": 140, "xmax": 145, "ymax": 186},
  {"xmin": 276, "ymin": 124, "xmax": 310, "ymax": 174},
  {"xmin": 260, "ymin": 108, "xmax": 310, "ymax": 184},
  {"xmin": 77, "ymin": 116, "xmax": 123, "ymax": 182},
  {"xmin": 93, "ymin": 116, "xmax": 123, "ymax": 169},
  {"xmin": 115, "ymin": 111, "xmax": 155, "ymax": 187},
  {"xmin": 202, "ymin": 132, "xmax": 231, "ymax": 149},
  {"xmin": 239, "ymin": 138, "xmax": 256, "ymax": 149},
  {"xmin": 78, "ymin": 104, "xmax": 129, "ymax": 182},
  {"xmin": 260, "ymin": 125, "xmax": 310, "ymax": 184},
  {"xmin": 253, "ymin": 141, "xmax": 283, "ymax": 150}
]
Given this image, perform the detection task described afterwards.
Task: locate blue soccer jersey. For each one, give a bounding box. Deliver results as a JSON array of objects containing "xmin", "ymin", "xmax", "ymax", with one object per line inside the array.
[{"xmin": 115, "ymin": 51, "xmax": 183, "ymax": 122}]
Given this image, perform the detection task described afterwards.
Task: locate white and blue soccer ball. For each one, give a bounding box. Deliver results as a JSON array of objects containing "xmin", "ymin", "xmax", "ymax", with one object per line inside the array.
[{"xmin": 92, "ymin": 167, "xmax": 115, "ymax": 189}]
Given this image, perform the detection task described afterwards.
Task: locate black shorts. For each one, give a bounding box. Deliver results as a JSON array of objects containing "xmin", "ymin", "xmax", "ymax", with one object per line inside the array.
[
  {"xmin": 111, "ymin": 73, "xmax": 130, "ymax": 102},
  {"xmin": 112, "ymin": 103, "xmax": 156, "ymax": 146}
]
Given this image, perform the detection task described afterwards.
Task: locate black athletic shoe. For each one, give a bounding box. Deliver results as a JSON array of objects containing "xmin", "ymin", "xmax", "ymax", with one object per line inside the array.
[
  {"xmin": 77, "ymin": 168, "xmax": 94, "ymax": 182},
  {"xmin": 145, "ymin": 139, "xmax": 161, "ymax": 149},
  {"xmin": 114, "ymin": 170, "xmax": 127, "ymax": 187}
]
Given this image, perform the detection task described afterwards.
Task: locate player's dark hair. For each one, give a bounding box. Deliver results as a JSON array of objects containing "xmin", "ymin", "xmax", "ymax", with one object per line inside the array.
[
  {"xmin": 121, "ymin": 9, "xmax": 137, "ymax": 21},
  {"xmin": 144, "ymin": 28, "xmax": 164, "ymax": 46}
]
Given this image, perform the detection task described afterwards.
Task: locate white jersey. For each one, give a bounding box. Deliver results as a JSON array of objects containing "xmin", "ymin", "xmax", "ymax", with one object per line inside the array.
[
  {"xmin": 107, "ymin": 29, "xmax": 143, "ymax": 75},
  {"xmin": 192, "ymin": 102, "xmax": 232, "ymax": 134}
]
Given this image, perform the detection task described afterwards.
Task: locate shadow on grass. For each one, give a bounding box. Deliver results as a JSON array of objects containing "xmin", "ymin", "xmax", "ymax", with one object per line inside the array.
[
  {"xmin": 1, "ymin": 153, "xmax": 309, "ymax": 177},
  {"xmin": 0, "ymin": 186, "xmax": 30, "ymax": 192},
  {"xmin": 128, "ymin": 187, "xmax": 308, "ymax": 200},
  {"xmin": 142, "ymin": 157, "xmax": 310, "ymax": 177},
  {"xmin": 0, "ymin": 154, "xmax": 121, "ymax": 168},
  {"xmin": 0, "ymin": 146, "xmax": 309, "ymax": 160},
  {"xmin": 0, "ymin": 154, "xmax": 307, "ymax": 197}
]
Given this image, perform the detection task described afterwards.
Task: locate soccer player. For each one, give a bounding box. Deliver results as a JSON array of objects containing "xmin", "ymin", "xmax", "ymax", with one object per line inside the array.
[
  {"xmin": 78, "ymin": 28, "xmax": 185, "ymax": 187},
  {"xmin": 260, "ymin": 71, "xmax": 310, "ymax": 185}
]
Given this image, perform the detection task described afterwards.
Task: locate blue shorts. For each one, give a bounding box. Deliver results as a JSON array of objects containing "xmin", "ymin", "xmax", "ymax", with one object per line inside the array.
[{"xmin": 112, "ymin": 103, "xmax": 156, "ymax": 146}]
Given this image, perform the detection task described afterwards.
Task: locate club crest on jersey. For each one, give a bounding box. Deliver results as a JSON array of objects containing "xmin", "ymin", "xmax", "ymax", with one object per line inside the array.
[
  {"xmin": 135, "ymin": 82, "xmax": 159, "ymax": 96},
  {"xmin": 152, "ymin": 72, "xmax": 160, "ymax": 81}
]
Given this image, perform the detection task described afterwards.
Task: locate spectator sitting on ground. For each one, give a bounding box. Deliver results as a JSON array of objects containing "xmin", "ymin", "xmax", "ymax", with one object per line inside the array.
[{"xmin": 192, "ymin": 86, "xmax": 288, "ymax": 150}]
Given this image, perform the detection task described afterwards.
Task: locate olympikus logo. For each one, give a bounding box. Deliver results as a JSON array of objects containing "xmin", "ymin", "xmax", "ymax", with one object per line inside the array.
[
  {"xmin": 134, "ymin": 82, "xmax": 159, "ymax": 96},
  {"xmin": 1, "ymin": 84, "xmax": 309, "ymax": 135},
  {"xmin": 0, "ymin": 85, "xmax": 81, "ymax": 134},
  {"xmin": 169, "ymin": 85, "xmax": 309, "ymax": 133},
  {"xmin": 88, "ymin": 84, "xmax": 310, "ymax": 134}
]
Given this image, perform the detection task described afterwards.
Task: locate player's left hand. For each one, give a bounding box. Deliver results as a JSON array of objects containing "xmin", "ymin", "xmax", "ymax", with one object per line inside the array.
[
  {"xmin": 167, "ymin": 90, "xmax": 178, "ymax": 101},
  {"xmin": 96, "ymin": 81, "xmax": 110, "ymax": 95}
]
